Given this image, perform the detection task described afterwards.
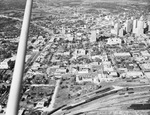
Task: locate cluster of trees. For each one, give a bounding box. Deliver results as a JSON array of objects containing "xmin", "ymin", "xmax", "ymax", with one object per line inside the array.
[{"xmin": 7, "ymin": 60, "xmax": 15, "ymax": 70}]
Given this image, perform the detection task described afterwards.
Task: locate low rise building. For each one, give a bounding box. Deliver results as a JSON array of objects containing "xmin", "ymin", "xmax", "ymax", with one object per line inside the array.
[
  {"xmin": 76, "ymin": 74, "xmax": 98, "ymax": 84},
  {"xmin": 114, "ymin": 52, "xmax": 131, "ymax": 57},
  {"xmin": 31, "ymin": 62, "xmax": 41, "ymax": 71},
  {"xmin": 0, "ymin": 61, "xmax": 9, "ymax": 69},
  {"xmin": 141, "ymin": 50, "xmax": 150, "ymax": 57},
  {"xmin": 73, "ymin": 49, "xmax": 86, "ymax": 57},
  {"xmin": 78, "ymin": 69, "xmax": 89, "ymax": 74},
  {"xmin": 121, "ymin": 71, "xmax": 143, "ymax": 78},
  {"xmin": 106, "ymin": 38, "xmax": 122, "ymax": 45},
  {"xmin": 98, "ymin": 74, "xmax": 114, "ymax": 82},
  {"xmin": 144, "ymin": 72, "xmax": 150, "ymax": 79},
  {"xmin": 140, "ymin": 63, "xmax": 150, "ymax": 71},
  {"xmin": 54, "ymin": 68, "xmax": 67, "ymax": 75}
]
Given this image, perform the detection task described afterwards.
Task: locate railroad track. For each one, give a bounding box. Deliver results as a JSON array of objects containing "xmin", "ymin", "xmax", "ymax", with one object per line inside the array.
[
  {"xmin": 95, "ymin": 92, "xmax": 150, "ymax": 110},
  {"xmin": 59, "ymin": 93, "xmax": 150, "ymax": 115}
]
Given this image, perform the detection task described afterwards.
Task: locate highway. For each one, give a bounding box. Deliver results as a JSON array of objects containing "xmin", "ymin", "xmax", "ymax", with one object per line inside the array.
[
  {"xmin": 24, "ymin": 40, "xmax": 54, "ymax": 73},
  {"xmin": 24, "ymin": 52, "xmax": 40, "ymax": 72}
]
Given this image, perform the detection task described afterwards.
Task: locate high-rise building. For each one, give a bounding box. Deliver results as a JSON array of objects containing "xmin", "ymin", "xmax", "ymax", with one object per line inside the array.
[
  {"xmin": 111, "ymin": 22, "xmax": 120, "ymax": 36},
  {"xmin": 119, "ymin": 28, "xmax": 124, "ymax": 37},
  {"xmin": 137, "ymin": 18, "xmax": 144, "ymax": 36},
  {"xmin": 148, "ymin": 21, "xmax": 150, "ymax": 31},
  {"xmin": 133, "ymin": 19, "xmax": 138, "ymax": 34},
  {"xmin": 90, "ymin": 30, "xmax": 97, "ymax": 42},
  {"xmin": 125, "ymin": 20, "xmax": 132, "ymax": 33},
  {"xmin": 114, "ymin": 22, "xmax": 120, "ymax": 35}
]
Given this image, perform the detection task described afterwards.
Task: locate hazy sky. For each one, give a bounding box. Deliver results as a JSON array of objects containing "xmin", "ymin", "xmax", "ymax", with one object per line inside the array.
[{"xmin": 2, "ymin": 0, "xmax": 149, "ymax": 3}]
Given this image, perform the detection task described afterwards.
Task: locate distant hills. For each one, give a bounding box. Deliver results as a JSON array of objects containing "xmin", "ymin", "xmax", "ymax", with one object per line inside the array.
[
  {"xmin": 83, "ymin": 0, "xmax": 150, "ymax": 3},
  {"xmin": 0, "ymin": 0, "xmax": 26, "ymax": 10},
  {"xmin": 36, "ymin": 0, "xmax": 150, "ymax": 5},
  {"xmin": 0, "ymin": 0, "xmax": 149, "ymax": 11}
]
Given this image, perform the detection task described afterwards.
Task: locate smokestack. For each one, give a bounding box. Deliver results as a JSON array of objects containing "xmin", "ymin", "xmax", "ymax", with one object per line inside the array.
[{"xmin": 5, "ymin": 0, "xmax": 33, "ymax": 115}]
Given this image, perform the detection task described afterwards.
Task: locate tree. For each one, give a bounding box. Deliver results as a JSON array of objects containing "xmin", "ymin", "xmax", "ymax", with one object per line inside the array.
[
  {"xmin": 7, "ymin": 60, "xmax": 15, "ymax": 70},
  {"xmin": 28, "ymin": 45, "xmax": 34, "ymax": 50},
  {"xmin": 4, "ymin": 51, "xmax": 12, "ymax": 58}
]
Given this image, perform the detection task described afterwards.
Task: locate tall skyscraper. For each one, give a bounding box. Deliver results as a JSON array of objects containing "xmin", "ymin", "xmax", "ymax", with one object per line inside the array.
[
  {"xmin": 137, "ymin": 17, "xmax": 144, "ymax": 36},
  {"xmin": 133, "ymin": 19, "xmax": 138, "ymax": 34},
  {"xmin": 114, "ymin": 22, "xmax": 120, "ymax": 36},
  {"xmin": 125, "ymin": 20, "xmax": 132, "ymax": 33}
]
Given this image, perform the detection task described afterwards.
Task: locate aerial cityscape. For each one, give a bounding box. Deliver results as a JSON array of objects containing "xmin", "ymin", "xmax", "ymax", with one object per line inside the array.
[{"xmin": 0, "ymin": 0, "xmax": 150, "ymax": 115}]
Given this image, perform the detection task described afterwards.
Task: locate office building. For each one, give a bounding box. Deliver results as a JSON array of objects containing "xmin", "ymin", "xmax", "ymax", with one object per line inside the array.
[
  {"xmin": 125, "ymin": 20, "xmax": 132, "ymax": 33},
  {"xmin": 114, "ymin": 22, "xmax": 120, "ymax": 35},
  {"xmin": 111, "ymin": 22, "xmax": 120, "ymax": 36},
  {"xmin": 148, "ymin": 21, "xmax": 150, "ymax": 31},
  {"xmin": 137, "ymin": 18, "xmax": 144, "ymax": 36},
  {"xmin": 133, "ymin": 19, "xmax": 138, "ymax": 34},
  {"xmin": 90, "ymin": 30, "xmax": 97, "ymax": 42},
  {"xmin": 119, "ymin": 28, "xmax": 125, "ymax": 37}
]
